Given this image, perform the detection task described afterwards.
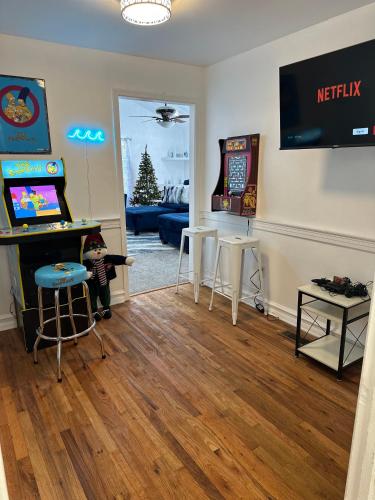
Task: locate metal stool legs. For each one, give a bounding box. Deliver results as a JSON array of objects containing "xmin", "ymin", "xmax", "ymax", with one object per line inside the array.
[
  {"xmin": 67, "ymin": 286, "xmax": 78, "ymax": 345},
  {"xmin": 209, "ymin": 245, "xmax": 222, "ymax": 312},
  {"xmin": 55, "ymin": 289, "xmax": 63, "ymax": 382},
  {"xmin": 33, "ymin": 286, "xmax": 43, "ymax": 364},
  {"xmin": 176, "ymin": 233, "xmax": 186, "ymax": 294},
  {"xmin": 230, "ymin": 246, "xmax": 243, "ymax": 326},
  {"xmin": 33, "ymin": 282, "xmax": 106, "ymax": 382},
  {"xmin": 193, "ymin": 236, "xmax": 203, "ymax": 303},
  {"xmin": 83, "ymin": 281, "xmax": 106, "ymax": 360}
]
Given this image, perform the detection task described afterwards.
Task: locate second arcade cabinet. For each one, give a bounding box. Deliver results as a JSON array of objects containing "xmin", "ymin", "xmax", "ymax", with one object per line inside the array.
[{"xmin": 212, "ymin": 134, "xmax": 260, "ymax": 217}]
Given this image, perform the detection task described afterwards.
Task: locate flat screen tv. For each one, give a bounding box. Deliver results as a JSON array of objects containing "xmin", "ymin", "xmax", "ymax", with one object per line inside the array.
[{"xmin": 279, "ymin": 39, "xmax": 375, "ymax": 149}]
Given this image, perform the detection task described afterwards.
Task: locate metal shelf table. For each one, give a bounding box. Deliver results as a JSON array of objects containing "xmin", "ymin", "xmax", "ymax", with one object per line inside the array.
[{"xmin": 295, "ymin": 284, "xmax": 371, "ymax": 380}]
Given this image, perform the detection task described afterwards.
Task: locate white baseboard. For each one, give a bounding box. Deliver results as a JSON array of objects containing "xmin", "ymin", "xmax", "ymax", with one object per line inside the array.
[
  {"xmin": 204, "ymin": 272, "xmax": 341, "ymax": 340},
  {"xmin": 111, "ymin": 289, "xmax": 128, "ymax": 306},
  {"xmin": 0, "ymin": 313, "xmax": 17, "ymax": 332}
]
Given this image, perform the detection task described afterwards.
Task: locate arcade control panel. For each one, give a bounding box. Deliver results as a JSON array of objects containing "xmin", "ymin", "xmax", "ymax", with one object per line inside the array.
[{"xmin": 0, "ymin": 219, "xmax": 101, "ymax": 245}]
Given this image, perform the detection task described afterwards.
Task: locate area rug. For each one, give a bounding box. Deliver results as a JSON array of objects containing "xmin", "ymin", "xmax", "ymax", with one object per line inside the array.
[{"xmin": 126, "ymin": 230, "xmax": 189, "ymax": 294}]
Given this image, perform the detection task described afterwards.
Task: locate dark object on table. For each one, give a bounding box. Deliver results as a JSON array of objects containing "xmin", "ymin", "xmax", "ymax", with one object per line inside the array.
[
  {"xmin": 311, "ymin": 278, "xmax": 330, "ymax": 286},
  {"xmin": 312, "ymin": 276, "xmax": 368, "ymax": 298},
  {"xmin": 345, "ymin": 282, "xmax": 368, "ymax": 298}
]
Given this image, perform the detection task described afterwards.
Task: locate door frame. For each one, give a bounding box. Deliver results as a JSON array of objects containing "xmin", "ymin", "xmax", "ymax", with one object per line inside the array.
[
  {"xmin": 345, "ymin": 277, "xmax": 375, "ymax": 499},
  {"xmin": 112, "ymin": 89, "xmax": 198, "ymax": 299}
]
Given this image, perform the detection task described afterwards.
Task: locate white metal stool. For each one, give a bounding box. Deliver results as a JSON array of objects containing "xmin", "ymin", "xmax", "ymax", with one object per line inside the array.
[
  {"xmin": 176, "ymin": 226, "xmax": 218, "ymax": 303},
  {"xmin": 33, "ymin": 262, "xmax": 106, "ymax": 382},
  {"xmin": 209, "ymin": 235, "xmax": 265, "ymax": 325}
]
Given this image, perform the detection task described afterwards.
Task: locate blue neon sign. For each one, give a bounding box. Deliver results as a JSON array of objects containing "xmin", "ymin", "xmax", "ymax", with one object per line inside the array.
[{"xmin": 67, "ymin": 128, "xmax": 105, "ymax": 143}]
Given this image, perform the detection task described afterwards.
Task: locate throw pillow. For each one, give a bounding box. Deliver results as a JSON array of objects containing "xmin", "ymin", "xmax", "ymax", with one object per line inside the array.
[{"xmin": 180, "ymin": 185, "xmax": 189, "ymax": 205}]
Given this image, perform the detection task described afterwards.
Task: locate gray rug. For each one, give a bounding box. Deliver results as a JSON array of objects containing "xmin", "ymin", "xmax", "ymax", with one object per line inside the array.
[{"xmin": 127, "ymin": 231, "xmax": 189, "ymax": 294}]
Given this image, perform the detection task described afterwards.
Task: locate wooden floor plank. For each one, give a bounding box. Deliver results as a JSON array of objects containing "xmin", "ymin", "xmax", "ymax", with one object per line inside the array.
[{"xmin": 0, "ymin": 285, "xmax": 360, "ymax": 499}]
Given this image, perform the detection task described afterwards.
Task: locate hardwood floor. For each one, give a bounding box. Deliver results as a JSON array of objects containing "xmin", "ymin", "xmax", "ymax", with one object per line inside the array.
[{"xmin": 0, "ymin": 285, "xmax": 361, "ymax": 499}]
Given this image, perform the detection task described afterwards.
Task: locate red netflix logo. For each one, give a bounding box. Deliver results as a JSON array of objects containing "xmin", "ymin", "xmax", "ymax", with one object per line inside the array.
[{"xmin": 317, "ymin": 80, "xmax": 362, "ymax": 103}]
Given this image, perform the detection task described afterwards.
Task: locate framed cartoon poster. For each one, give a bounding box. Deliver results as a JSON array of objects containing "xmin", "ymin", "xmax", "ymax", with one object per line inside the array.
[{"xmin": 0, "ymin": 74, "xmax": 51, "ymax": 154}]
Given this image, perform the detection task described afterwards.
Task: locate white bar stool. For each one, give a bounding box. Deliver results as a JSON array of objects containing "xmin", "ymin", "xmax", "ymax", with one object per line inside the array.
[
  {"xmin": 209, "ymin": 235, "xmax": 265, "ymax": 325},
  {"xmin": 176, "ymin": 226, "xmax": 218, "ymax": 303}
]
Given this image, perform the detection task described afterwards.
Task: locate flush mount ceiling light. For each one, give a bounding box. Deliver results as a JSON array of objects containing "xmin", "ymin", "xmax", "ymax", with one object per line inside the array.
[{"xmin": 121, "ymin": 0, "xmax": 171, "ymax": 26}]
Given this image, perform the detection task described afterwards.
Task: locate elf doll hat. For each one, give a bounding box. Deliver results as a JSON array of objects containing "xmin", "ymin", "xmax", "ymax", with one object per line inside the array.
[{"xmin": 83, "ymin": 233, "xmax": 107, "ymax": 253}]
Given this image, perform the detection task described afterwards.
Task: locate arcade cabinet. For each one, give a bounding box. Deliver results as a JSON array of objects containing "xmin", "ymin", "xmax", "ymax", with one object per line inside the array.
[
  {"xmin": 0, "ymin": 159, "xmax": 101, "ymax": 352},
  {"xmin": 212, "ymin": 134, "xmax": 260, "ymax": 217}
]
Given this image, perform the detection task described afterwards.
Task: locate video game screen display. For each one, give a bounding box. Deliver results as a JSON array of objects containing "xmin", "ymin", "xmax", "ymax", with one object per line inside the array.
[
  {"xmin": 228, "ymin": 155, "xmax": 248, "ymax": 193},
  {"xmin": 9, "ymin": 185, "xmax": 61, "ymax": 219}
]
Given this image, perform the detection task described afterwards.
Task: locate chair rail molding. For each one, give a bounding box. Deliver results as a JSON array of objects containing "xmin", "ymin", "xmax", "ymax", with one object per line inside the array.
[
  {"xmin": 200, "ymin": 211, "xmax": 375, "ymax": 254},
  {"xmin": 96, "ymin": 217, "xmax": 122, "ymax": 230}
]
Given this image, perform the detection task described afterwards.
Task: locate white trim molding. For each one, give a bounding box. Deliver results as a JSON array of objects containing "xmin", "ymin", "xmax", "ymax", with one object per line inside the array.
[
  {"xmin": 96, "ymin": 217, "xmax": 122, "ymax": 230},
  {"xmin": 200, "ymin": 211, "xmax": 375, "ymax": 254},
  {"xmin": 0, "ymin": 443, "xmax": 9, "ymax": 500},
  {"xmin": 345, "ymin": 277, "xmax": 375, "ymax": 499},
  {"xmin": 111, "ymin": 289, "xmax": 128, "ymax": 306},
  {"xmin": 0, "ymin": 314, "xmax": 16, "ymax": 332}
]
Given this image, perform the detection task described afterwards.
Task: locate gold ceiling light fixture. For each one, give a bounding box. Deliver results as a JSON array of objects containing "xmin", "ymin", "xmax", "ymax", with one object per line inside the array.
[{"xmin": 121, "ymin": 0, "xmax": 172, "ymax": 26}]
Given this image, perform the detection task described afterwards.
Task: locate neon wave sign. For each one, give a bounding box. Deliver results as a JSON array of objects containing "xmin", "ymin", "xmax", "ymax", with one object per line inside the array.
[{"xmin": 67, "ymin": 128, "xmax": 105, "ymax": 143}]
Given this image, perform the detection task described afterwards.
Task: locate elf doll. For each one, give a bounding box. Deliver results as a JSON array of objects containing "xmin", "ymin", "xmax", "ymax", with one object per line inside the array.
[{"xmin": 83, "ymin": 233, "xmax": 135, "ymax": 320}]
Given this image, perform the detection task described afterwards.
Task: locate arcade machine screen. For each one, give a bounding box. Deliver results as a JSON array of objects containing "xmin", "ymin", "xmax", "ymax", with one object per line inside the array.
[
  {"xmin": 9, "ymin": 185, "xmax": 61, "ymax": 219},
  {"xmin": 228, "ymin": 156, "xmax": 248, "ymax": 195}
]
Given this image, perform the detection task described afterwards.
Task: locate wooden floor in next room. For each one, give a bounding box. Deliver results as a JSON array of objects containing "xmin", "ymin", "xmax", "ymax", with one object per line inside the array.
[{"xmin": 0, "ymin": 285, "xmax": 360, "ymax": 499}]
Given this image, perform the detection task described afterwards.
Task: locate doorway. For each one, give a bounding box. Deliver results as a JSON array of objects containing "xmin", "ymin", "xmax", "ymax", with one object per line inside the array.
[{"xmin": 118, "ymin": 96, "xmax": 193, "ymax": 295}]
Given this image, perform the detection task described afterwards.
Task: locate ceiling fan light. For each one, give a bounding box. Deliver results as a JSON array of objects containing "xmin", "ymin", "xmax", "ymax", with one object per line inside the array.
[
  {"xmin": 121, "ymin": 0, "xmax": 171, "ymax": 26},
  {"xmin": 158, "ymin": 121, "xmax": 175, "ymax": 128}
]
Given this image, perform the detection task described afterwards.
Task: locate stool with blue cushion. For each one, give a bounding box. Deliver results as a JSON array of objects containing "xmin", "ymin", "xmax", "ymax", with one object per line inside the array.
[{"xmin": 33, "ymin": 262, "xmax": 106, "ymax": 382}]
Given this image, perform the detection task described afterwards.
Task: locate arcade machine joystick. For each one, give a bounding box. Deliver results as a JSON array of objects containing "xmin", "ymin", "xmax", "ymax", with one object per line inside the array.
[{"xmin": 0, "ymin": 158, "xmax": 101, "ymax": 352}]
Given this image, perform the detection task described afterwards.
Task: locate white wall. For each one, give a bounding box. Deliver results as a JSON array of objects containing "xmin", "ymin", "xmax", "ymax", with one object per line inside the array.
[
  {"xmin": 0, "ymin": 34, "xmax": 204, "ymax": 329},
  {"xmin": 202, "ymin": 3, "xmax": 375, "ymax": 328},
  {"xmin": 119, "ymin": 98, "xmax": 190, "ymax": 197}
]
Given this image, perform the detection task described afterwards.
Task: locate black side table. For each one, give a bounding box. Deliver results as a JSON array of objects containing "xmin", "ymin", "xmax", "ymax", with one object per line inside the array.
[{"xmin": 295, "ymin": 284, "xmax": 370, "ymax": 380}]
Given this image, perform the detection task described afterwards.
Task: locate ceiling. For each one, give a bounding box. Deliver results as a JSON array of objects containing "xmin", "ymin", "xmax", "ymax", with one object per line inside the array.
[{"xmin": 0, "ymin": 0, "xmax": 372, "ymax": 66}]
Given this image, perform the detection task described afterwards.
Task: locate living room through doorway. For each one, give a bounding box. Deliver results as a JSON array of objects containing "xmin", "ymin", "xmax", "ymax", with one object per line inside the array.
[{"xmin": 119, "ymin": 97, "xmax": 192, "ymax": 295}]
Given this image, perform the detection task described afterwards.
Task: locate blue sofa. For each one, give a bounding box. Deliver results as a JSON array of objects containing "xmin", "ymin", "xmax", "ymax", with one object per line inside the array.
[
  {"xmin": 126, "ymin": 182, "xmax": 189, "ymax": 237},
  {"xmin": 126, "ymin": 206, "xmax": 175, "ymax": 235},
  {"xmin": 158, "ymin": 212, "xmax": 190, "ymax": 253}
]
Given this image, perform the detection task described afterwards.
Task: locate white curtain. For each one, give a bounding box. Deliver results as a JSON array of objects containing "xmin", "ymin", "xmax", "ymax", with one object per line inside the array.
[{"xmin": 121, "ymin": 137, "xmax": 134, "ymax": 206}]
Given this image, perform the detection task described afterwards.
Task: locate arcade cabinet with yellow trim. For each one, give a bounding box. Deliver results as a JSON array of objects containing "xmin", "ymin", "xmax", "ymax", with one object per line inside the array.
[{"xmin": 0, "ymin": 159, "xmax": 101, "ymax": 351}]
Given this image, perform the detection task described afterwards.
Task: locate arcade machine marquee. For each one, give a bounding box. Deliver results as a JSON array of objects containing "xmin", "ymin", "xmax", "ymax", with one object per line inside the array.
[
  {"xmin": 0, "ymin": 159, "xmax": 101, "ymax": 351},
  {"xmin": 212, "ymin": 134, "xmax": 260, "ymax": 217}
]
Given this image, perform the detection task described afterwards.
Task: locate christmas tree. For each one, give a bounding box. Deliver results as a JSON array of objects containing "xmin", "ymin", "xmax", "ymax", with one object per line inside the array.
[{"xmin": 130, "ymin": 146, "xmax": 162, "ymax": 206}]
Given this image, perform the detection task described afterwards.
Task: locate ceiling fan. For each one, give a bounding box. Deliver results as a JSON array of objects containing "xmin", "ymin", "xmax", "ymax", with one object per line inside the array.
[{"xmin": 130, "ymin": 103, "xmax": 190, "ymax": 128}]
